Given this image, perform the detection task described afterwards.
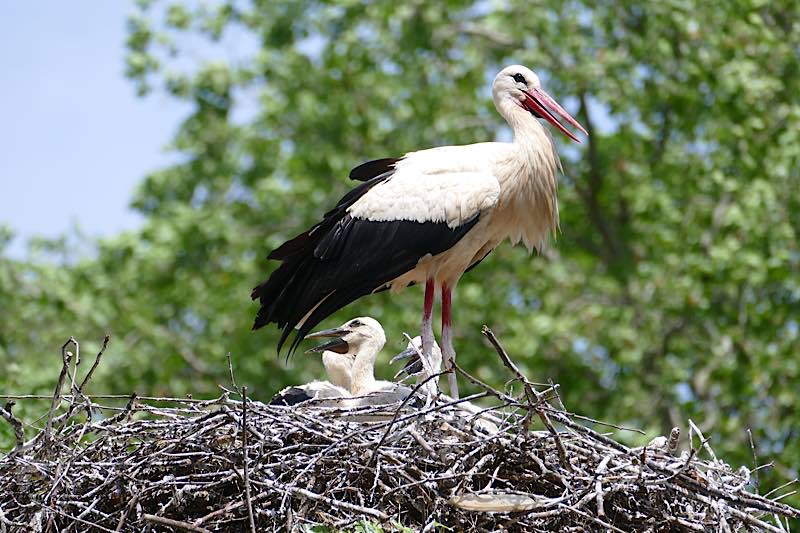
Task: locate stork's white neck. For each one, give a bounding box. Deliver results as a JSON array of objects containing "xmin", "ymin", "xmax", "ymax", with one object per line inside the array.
[
  {"xmin": 322, "ymin": 351, "xmax": 353, "ymax": 391},
  {"xmin": 498, "ymin": 98, "xmax": 560, "ymax": 172},
  {"xmin": 493, "ymin": 98, "xmax": 561, "ymax": 251},
  {"xmin": 349, "ymin": 337, "xmax": 386, "ymax": 395}
]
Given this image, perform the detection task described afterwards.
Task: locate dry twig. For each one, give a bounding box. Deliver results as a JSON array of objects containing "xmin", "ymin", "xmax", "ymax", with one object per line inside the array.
[
  {"xmin": 0, "ymin": 334, "xmax": 797, "ymax": 532},
  {"xmin": 240, "ymin": 386, "xmax": 256, "ymax": 533},
  {"xmin": 0, "ymin": 403, "xmax": 23, "ymax": 452}
]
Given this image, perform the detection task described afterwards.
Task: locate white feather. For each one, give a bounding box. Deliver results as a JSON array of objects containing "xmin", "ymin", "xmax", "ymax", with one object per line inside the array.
[{"xmin": 347, "ymin": 169, "xmax": 500, "ymax": 228}]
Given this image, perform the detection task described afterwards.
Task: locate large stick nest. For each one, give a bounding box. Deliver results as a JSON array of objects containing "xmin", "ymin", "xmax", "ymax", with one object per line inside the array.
[{"xmin": 0, "ymin": 332, "xmax": 797, "ymax": 532}]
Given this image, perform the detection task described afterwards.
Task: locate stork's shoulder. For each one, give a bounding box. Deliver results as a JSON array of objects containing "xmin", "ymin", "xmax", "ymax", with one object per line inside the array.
[{"xmin": 399, "ymin": 142, "xmax": 514, "ymax": 174}]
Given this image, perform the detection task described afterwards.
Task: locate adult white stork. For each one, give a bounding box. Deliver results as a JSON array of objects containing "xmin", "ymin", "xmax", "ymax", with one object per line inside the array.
[{"xmin": 252, "ymin": 65, "xmax": 587, "ymax": 398}]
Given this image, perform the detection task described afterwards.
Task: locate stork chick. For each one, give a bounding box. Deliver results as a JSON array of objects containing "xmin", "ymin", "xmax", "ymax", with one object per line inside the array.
[
  {"xmin": 305, "ymin": 317, "xmax": 415, "ymax": 405},
  {"xmin": 391, "ymin": 335, "xmax": 442, "ymax": 397}
]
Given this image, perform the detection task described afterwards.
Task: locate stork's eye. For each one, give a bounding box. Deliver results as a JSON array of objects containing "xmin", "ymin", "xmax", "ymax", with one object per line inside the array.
[
  {"xmin": 512, "ymin": 73, "xmax": 526, "ymax": 84},
  {"xmin": 350, "ymin": 319, "xmax": 363, "ymax": 327}
]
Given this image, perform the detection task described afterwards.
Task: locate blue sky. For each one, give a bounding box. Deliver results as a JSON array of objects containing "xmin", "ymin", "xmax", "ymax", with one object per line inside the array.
[
  {"xmin": 0, "ymin": 3, "xmax": 188, "ymax": 258},
  {"xmin": 0, "ymin": 3, "xmax": 609, "ymax": 261}
]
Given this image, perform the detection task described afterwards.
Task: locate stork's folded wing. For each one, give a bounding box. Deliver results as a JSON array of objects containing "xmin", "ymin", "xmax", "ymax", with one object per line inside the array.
[{"xmin": 347, "ymin": 171, "xmax": 500, "ymax": 229}]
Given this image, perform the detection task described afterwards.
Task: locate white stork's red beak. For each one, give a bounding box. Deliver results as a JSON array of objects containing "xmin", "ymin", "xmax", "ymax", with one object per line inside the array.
[{"xmin": 522, "ymin": 88, "xmax": 588, "ymax": 143}]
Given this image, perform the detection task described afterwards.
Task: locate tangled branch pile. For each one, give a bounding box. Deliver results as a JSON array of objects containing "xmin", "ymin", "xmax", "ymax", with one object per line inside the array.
[{"xmin": 1, "ymin": 333, "xmax": 798, "ymax": 532}]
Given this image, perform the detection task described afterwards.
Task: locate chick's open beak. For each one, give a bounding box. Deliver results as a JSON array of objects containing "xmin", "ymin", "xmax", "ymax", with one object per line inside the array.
[{"xmin": 304, "ymin": 327, "xmax": 350, "ymax": 354}]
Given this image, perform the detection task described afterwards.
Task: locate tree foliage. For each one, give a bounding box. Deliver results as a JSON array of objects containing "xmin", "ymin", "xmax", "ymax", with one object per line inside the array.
[{"xmin": 2, "ymin": 0, "xmax": 798, "ymax": 505}]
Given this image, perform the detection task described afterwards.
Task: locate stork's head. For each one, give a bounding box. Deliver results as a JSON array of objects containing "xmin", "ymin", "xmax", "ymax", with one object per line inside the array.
[
  {"xmin": 492, "ymin": 65, "xmax": 587, "ymax": 143},
  {"xmin": 304, "ymin": 316, "xmax": 386, "ymax": 355},
  {"xmin": 390, "ymin": 336, "xmax": 443, "ymax": 379}
]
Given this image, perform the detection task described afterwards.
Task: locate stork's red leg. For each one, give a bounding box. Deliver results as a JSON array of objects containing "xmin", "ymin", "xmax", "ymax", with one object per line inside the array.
[
  {"xmin": 421, "ymin": 278, "xmax": 436, "ymax": 377},
  {"xmin": 441, "ymin": 282, "xmax": 460, "ymax": 399}
]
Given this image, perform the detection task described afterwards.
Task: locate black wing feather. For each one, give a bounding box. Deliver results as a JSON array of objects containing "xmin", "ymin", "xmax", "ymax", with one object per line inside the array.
[
  {"xmin": 269, "ymin": 386, "xmax": 313, "ymax": 406},
  {"xmin": 267, "ymin": 173, "xmax": 390, "ymax": 261},
  {"xmin": 252, "ymin": 166, "xmax": 480, "ymax": 355},
  {"xmin": 273, "ymin": 214, "xmax": 480, "ymax": 356},
  {"xmin": 348, "ymin": 157, "xmax": 401, "ymax": 181}
]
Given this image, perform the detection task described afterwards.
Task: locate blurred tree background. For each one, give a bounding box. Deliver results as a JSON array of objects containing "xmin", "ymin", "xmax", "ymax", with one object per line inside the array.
[{"xmin": 1, "ymin": 0, "xmax": 798, "ymax": 506}]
